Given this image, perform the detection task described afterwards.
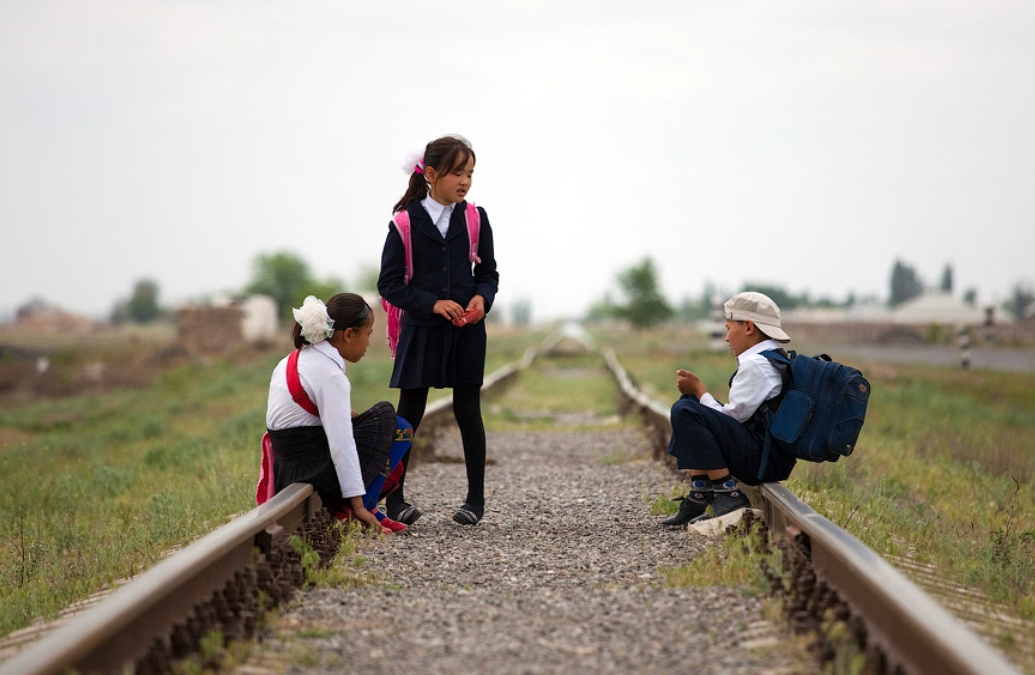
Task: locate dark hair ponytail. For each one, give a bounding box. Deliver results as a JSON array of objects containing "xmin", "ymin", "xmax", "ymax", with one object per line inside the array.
[
  {"xmin": 291, "ymin": 293, "xmax": 372, "ymax": 349},
  {"xmin": 392, "ymin": 135, "xmax": 476, "ymax": 214}
]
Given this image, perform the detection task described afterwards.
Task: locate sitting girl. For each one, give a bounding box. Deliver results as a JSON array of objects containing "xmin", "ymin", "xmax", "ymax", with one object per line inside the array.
[{"xmin": 265, "ymin": 293, "xmax": 412, "ymax": 534}]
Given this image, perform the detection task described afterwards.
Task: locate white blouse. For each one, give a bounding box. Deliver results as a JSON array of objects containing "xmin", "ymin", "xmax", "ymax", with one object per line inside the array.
[
  {"xmin": 699, "ymin": 339, "xmax": 785, "ymax": 423},
  {"xmin": 265, "ymin": 340, "xmax": 365, "ymax": 498},
  {"xmin": 421, "ymin": 195, "xmax": 454, "ymax": 238}
]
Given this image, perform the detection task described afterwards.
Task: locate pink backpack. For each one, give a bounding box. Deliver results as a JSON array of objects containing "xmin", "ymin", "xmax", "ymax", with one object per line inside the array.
[
  {"xmin": 256, "ymin": 349, "xmax": 318, "ymax": 505},
  {"xmin": 381, "ymin": 202, "xmax": 481, "ymax": 358}
]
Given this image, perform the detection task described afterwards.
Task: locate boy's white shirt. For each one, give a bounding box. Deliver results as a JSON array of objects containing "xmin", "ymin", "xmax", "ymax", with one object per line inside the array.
[
  {"xmin": 265, "ymin": 340, "xmax": 365, "ymax": 499},
  {"xmin": 699, "ymin": 339, "xmax": 784, "ymax": 423}
]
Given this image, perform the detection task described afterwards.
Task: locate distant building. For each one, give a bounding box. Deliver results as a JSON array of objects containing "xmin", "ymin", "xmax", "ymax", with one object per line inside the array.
[
  {"xmin": 13, "ymin": 297, "xmax": 94, "ymax": 332},
  {"xmin": 176, "ymin": 295, "xmax": 280, "ymax": 354},
  {"xmin": 891, "ymin": 291, "xmax": 1002, "ymax": 326}
]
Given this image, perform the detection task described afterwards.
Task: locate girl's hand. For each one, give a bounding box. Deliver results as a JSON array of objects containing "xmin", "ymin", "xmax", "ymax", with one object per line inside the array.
[
  {"xmin": 464, "ymin": 295, "xmax": 487, "ymax": 324},
  {"xmin": 349, "ymin": 497, "xmax": 392, "ymax": 535},
  {"xmin": 433, "ymin": 299, "xmax": 464, "ymax": 322}
]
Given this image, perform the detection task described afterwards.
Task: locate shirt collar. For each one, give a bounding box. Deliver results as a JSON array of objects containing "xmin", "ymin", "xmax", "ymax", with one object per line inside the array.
[
  {"xmin": 311, "ymin": 339, "xmax": 345, "ymax": 371},
  {"xmin": 736, "ymin": 338, "xmax": 782, "ymax": 365},
  {"xmin": 421, "ymin": 196, "xmax": 453, "ymax": 226}
]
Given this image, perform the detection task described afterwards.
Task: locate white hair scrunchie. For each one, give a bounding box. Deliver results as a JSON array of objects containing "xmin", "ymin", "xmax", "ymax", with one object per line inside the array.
[
  {"xmin": 293, "ymin": 295, "xmax": 335, "ymax": 344},
  {"xmin": 400, "ymin": 145, "xmax": 425, "ymax": 175}
]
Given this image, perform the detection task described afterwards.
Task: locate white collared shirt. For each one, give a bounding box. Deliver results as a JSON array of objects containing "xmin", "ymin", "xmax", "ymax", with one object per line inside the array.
[
  {"xmin": 421, "ymin": 196, "xmax": 454, "ymax": 238},
  {"xmin": 699, "ymin": 339, "xmax": 785, "ymax": 422},
  {"xmin": 265, "ymin": 340, "xmax": 364, "ymax": 498}
]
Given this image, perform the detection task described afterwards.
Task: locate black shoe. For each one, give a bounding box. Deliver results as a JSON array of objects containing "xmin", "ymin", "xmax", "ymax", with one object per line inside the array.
[
  {"xmin": 387, "ymin": 502, "xmax": 423, "ymax": 525},
  {"xmin": 690, "ymin": 481, "xmax": 749, "ymax": 523},
  {"xmin": 452, "ymin": 504, "xmax": 483, "ymax": 525},
  {"xmin": 661, "ymin": 495, "xmax": 710, "ymax": 526}
]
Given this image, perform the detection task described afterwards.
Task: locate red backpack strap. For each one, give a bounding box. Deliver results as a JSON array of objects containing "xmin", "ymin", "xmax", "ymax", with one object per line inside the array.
[
  {"xmin": 465, "ymin": 202, "xmax": 481, "ymax": 264},
  {"xmin": 286, "ymin": 349, "xmax": 319, "ymax": 416},
  {"xmin": 392, "ymin": 211, "xmax": 414, "ymax": 284}
]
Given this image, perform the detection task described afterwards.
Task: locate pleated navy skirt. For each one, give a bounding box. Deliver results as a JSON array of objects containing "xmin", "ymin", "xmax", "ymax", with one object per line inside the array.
[
  {"xmin": 390, "ymin": 320, "xmax": 486, "ymax": 389},
  {"xmin": 267, "ymin": 400, "xmax": 395, "ymax": 509}
]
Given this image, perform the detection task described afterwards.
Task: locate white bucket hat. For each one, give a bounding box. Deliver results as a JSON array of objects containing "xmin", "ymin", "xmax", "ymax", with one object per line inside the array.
[{"xmin": 724, "ymin": 292, "xmax": 791, "ymax": 343}]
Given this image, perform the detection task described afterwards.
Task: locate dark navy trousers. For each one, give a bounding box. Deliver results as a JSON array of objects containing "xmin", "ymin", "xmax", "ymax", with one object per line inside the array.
[{"xmin": 667, "ymin": 396, "xmax": 795, "ymax": 485}]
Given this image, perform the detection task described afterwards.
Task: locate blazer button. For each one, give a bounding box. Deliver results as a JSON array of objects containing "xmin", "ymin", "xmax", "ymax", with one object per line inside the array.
[
  {"xmin": 442, "ymin": 266, "xmax": 448, "ymax": 272},
  {"xmin": 442, "ymin": 287, "xmax": 448, "ymax": 292},
  {"xmin": 441, "ymin": 246, "xmax": 447, "ymax": 251}
]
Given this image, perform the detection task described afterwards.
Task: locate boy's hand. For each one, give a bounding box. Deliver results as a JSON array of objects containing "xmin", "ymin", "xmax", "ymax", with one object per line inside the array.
[{"xmin": 676, "ymin": 369, "xmax": 707, "ymax": 398}]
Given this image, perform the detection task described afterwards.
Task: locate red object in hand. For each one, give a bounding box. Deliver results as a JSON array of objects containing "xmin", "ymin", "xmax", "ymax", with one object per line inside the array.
[{"xmin": 452, "ymin": 307, "xmax": 484, "ymax": 326}]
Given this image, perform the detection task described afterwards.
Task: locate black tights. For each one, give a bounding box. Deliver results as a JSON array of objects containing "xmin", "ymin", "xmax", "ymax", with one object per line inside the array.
[{"xmin": 388, "ymin": 384, "xmax": 486, "ymax": 509}]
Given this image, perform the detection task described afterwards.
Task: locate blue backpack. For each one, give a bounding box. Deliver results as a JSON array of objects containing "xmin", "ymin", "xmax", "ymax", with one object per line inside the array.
[{"xmin": 757, "ymin": 350, "xmax": 871, "ymax": 480}]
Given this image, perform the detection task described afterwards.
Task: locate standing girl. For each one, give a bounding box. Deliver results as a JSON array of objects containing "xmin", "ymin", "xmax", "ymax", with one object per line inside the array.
[
  {"xmin": 377, "ymin": 135, "xmax": 500, "ymax": 526},
  {"xmin": 264, "ymin": 293, "xmax": 412, "ymax": 534}
]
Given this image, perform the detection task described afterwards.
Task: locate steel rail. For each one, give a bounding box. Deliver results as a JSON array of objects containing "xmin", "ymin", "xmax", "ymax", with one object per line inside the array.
[
  {"xmin": 408, "ymin": 327, "xmax": 560, "ymax": 460},
  {"xmin": 5, "ymin": 329, "xmax": 1018, "ymax": 675},
  {"xmin": 761, "ymin": 483, "xmax": 1019, "ymax": 675},
  {"xmin": 0, "ymin": 329, "xmax": 564, "ymax": 675},
  {"xmin": 0, "ymin": 482, "xmax": 320, "ymax": 675},
  {"xmin": 601, "ymin": 345, "xmax": 1022, "ymax": 675}
]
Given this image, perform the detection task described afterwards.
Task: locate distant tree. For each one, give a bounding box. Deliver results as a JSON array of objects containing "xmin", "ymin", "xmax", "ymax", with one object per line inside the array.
[
  {"xmin": 740, "ymin": 283, "xmax": 803, "ymax": 311},
  {"xmin": 244, "ymin": 251, "xmax": 345, "ymax": 320},
  {"xmin": 701, "ymin": 280, "xmax": 721, "ymax": 313},
  {"xmin": 511, "ymin": 298, "xmax": 532, "ymax": 325},
  {"xmin": 939, "ymin": 264, "xmax": 954, "ymax": 293},
  {"xmin": 889, "ymin": 260, "xmax": 924, "ymax": 307},
  {"xmin": 962, "ymin": 288, "xmax": 978, "ymax": 307},
  {"xmin": 676, "ymin": 296, "xmax": 709, "ymax": 322},
  {"xmin": 1004, "ymin": 282, "xmax": 1035, "ymax": 320},
  {"xmin": 354, "ymin": 264, "xmax": 381, "ymax": 293},
  {"xmin": 611, "ymin": 258, "xmax": 674, "ymax": 329},
  {"xmin": 127, "ymin": 279, "xmax": 161, "ymax": 323},
  {"xmin": 585, "ymin": 292, "xmax": 616, "ymax": 322},
  {"xmin": 675, "ymin": 280, "xmax": 723, "ymax": 322}
]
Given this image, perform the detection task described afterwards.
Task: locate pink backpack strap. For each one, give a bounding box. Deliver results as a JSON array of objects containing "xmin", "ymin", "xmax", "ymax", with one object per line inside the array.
[
  {"xmin": 392, "ymin": 211, "xmax": 414, "ymax": 284},
  {"xmin": 465, "ymin": 202, "xmax": 481, "ymax": 264},
  {"xmin": 286, "ymin": 349, "xmax": 319, "ymax": 416},
  {"xmin": 255, "ymin": 431, "xmax": 275, "ymax": 505},
  {"xmin": 382, "ymin": 211, "xmax": 413, "ymax": 358}
]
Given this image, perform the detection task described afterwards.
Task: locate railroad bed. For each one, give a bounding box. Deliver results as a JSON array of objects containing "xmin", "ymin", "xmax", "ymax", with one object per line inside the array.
[
  {"xmin": 235, "ymin": 425, "xmax": 799, "ymax": 675},
  {"xmin": 0, "ymin": 328, "xmax": 1026, "ymax": 675}
]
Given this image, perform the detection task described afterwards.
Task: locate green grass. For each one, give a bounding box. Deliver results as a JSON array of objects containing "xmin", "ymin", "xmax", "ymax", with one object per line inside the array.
[
  {"xmin": 597, "ymin": 324, "xmax": 1035, "ymax": 626},
  {"xmin": 4, "ymin": 318, "xmax": 1034, "ymax": 659},
  {"xmin": 661, "ymin": 516, "xmax": 779, "ymax": 592},
  {"xmin": 0, "ymin": 323, "xmax": 556, "ymax": 637},
  {"xmin": 484, "ymin": 352, "xmax": 630, "ymax": 432},
  {"xmin": 0, "ymin": 350, "xmax": 278, "ymax": 634}
]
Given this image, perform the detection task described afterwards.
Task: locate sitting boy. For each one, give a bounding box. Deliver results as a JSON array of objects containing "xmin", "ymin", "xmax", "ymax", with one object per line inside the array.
[{"xmin": 662, "ymin": 291, "xmax": 797, "ymax": 526}]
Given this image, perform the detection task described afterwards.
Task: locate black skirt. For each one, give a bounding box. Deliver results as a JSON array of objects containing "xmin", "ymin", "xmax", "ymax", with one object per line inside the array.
[
  {"xmin": 390, "ymin": 320, "xmax": 486, "ymax": 389},
  {"xmin": 267, "ymin": 401, "xmax": 396, "ymax": 509}
]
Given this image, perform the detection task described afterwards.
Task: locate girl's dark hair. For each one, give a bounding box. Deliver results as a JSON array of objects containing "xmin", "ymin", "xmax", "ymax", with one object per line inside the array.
[
  {"xmin": 392, "ymin": 135, "xmax": 476, "ymax": 213},
  {"xmin": 292, "ymin": 293, "xmax": 372, "ymax": 349}
]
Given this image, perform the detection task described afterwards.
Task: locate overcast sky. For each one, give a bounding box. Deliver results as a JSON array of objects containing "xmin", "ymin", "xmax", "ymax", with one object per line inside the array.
[{"xmin": 2, "ymin": 0, "xmax": 1033, "ymax": 323}]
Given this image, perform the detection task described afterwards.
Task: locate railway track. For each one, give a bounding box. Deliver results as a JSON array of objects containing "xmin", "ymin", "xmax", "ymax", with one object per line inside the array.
[{"xmin": 0, "ymin": 326, "xmax": 1024, "ymax": 675}]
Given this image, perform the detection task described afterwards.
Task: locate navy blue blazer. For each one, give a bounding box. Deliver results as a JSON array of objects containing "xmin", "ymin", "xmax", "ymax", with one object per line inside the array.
[{"xmin": 377, "ymin": 200, "xmax": 499, "ymax": 328}]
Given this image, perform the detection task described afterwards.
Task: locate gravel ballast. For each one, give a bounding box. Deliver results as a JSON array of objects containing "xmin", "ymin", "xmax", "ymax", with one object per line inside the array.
[{"xmin": 235, "ymin": 426, "xmax": 814, "ymax": 675}]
